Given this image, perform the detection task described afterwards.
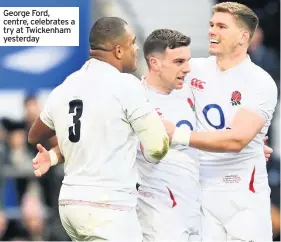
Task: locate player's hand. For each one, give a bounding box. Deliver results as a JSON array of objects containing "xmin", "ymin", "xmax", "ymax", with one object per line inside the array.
[
  {"xmin": 162, "ymin": 120, "xmax": 176, "ymax": 142},
  {"xmin": 263, "ymin": 136, "xmax": 273, "ymax": 162},
  {"xmin": 32, "ymin": 144, "xmax": 51, "ymax": 177}
]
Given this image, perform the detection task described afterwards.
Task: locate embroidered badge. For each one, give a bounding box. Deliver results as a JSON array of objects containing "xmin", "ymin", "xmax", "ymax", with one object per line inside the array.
[
  {"xmin": 231, "ymin": 91, "xmax": 242, "ymax": 106},
  {"xmin": 187, "ymin": 98, "xmax": 195, "ymax": 111}
]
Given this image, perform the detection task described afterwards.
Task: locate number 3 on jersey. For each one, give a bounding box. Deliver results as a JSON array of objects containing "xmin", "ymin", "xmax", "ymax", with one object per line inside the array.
[{"xmin": 68, "ymin": 99, "xmax": 83, "ymax": 142}]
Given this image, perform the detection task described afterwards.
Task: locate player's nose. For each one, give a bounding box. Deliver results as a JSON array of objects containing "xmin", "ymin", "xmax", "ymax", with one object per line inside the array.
[
  {"xmin": 208, "ymin": 29, "xmax": 217, "ymax": 38},
  {"xmin": 182, "ymin": 62, "xmax": 191, "ymax": 74}
]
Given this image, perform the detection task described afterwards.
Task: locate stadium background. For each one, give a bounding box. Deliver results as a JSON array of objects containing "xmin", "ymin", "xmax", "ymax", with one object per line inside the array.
[{"xmin": 0, "ymin": 0, "xmax": 279, "ymax": 240}]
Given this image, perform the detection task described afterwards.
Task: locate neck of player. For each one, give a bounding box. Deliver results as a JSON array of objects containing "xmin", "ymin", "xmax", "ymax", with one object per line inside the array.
[
  {"xmin": 89, "ymin": 50, "xmax": 123, "ymax": 72},
  {"xmin": 145, "ymin": 72, "xmax": 172, "ymax": 95},
  {"xmin": 216, "ymin": 48, "xmax": 248, "ymax": 71}
]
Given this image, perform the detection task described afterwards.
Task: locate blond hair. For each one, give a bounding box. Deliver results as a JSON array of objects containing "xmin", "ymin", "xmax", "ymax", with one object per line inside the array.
[{"xmin": 213, "ymin": 2, "xmax": 259, "ymax": 38}]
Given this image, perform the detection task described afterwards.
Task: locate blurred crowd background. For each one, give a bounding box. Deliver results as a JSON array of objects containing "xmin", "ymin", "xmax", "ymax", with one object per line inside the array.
[{"xmin": 0, "ymin": 0, "xmax": 279, "ymax": 241}]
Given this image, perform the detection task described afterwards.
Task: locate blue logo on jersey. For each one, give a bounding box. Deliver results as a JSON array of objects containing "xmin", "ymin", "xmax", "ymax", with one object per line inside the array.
[
  {"xmin": 176, "ymin": 120, "xmax": 194, "ymax": 130},
  {"xmin": 203, "ymin": 104, "xmax": 225, "ymax": 129},
  {"xmin": 176, "ymin": 104, "xmax": 226, "ymax": 131}
]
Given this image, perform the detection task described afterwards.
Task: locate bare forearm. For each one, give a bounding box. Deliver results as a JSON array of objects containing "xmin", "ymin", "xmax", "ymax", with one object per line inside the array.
[
  {"xmin": 170, "ymin": 108, "xmax": 265, "ymax": 153},
  {"xmin": 172, "ymin": 126, "xmax": 245, "ymax": 153},
  {"xmin": 189, "ymin": 130, "xmax": 244, "ymax": 152}
]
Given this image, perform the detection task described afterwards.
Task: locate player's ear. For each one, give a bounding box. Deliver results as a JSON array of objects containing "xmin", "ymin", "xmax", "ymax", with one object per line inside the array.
[
  {"xmin": 149, "ymin": 57, "xmax": 160, "ymax": 71},
  {"xmin": 115, "ymin": 45, "xmax": 124, "ymax": 59},
  {"xmin": 239, "ymin": 30, "xmax": 250, "ymax": 45}
]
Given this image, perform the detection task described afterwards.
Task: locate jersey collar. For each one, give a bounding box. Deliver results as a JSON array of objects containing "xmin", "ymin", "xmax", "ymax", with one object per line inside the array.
[
  {"xmin": 141, "ymin": 75, "xmax": 171, "ymax": 95},
  {"xmin": 216, "ymin": 55, "xmax": 252, "ymax": 73},
  {"xmin": 84, "ymin": 58, "xmax": 121, "ymax": 74}
]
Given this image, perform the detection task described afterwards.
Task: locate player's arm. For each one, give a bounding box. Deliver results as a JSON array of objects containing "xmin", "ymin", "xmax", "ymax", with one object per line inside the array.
[
  {"xmin": 32, "ymin": 143, "xmax": 64, "ymax": 177},
  {"xmin": 122, "ymin": 74, "xmax": 169, "ymax": 163},
  {"xmin": 28, "ymin": 117, "xmax": 55, "ymax": 145},
  {"xmin": 188, "ymin": 108, "xmax": 264, "ymax": 152},
  {"xmin": 169, "ymin": 80, "xmax": 278, "ymax": 152},
  {"xmin": 28, "ymin": 86, "xmax": 62, "ymax": 146},
  {"xmin": 131, "ymin": 111, "xmax": 169, "ymax": 163},
  {"xmin": 28, "ymin": 90, "xmax": 56, "ymax": 146},
  {"xmin": 28, "ymin": 89, "xmax": 65, "ymax": 176},
  {"xmin": 28, "ymin": 88, "xmax": 65, "ymax": 164},
  {"xmin": 45, "ymin": 144, "xmax": 65, "ymax": 164}
]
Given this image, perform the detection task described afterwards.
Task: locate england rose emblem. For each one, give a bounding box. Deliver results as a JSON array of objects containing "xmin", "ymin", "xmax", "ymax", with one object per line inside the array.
[
  {"xmin": 187, "ymin": 98, "xmax": 195, "ymax": 111},
  {"xmin": 231, "ymin": 91, "xmax": 242, "ymax": 106}
]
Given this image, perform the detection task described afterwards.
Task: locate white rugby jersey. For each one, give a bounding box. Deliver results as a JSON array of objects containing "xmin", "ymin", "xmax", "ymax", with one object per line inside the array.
[
  {"xmin": 40, "ymin": 59, "xmax": 155, "ymax": 206},
  {"xmin": 187, "ymin": 56, "xmax": 278, "ymax": 192},
  {"xmin": 137, "ymin": 79, "xmax": 200, "ymax": 209}
]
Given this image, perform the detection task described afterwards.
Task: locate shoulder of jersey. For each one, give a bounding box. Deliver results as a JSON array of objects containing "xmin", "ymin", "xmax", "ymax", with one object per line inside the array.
[
  {"xmin": 247, "ymin": 61, "xmax": 277, "ymax": 91},
  {"xmin": 48, "ymin": 69, "xmax": 82, "ymax": 99},
  {"xmin": 184, "ymin": 56, "xmax": 215, "ymax": 83},
  {"xmin": 120, "ymin": 73, "xmax": 142, "ymax": 87},
  {"xmin": 190, "ymin": 56, "xmax": 216, "ymax": 70}
]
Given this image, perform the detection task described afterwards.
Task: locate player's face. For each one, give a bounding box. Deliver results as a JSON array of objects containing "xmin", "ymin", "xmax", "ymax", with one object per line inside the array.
[
  {"xmin": 208, "ymin": 12, "xmax": 243, "ymax": 56},
  {"xmin": 121, "ymin": 25, "xmax": 138, "ymax": 73},
  {"xmin": 158, "ymin": 46, "xmax": 191, "ymax": 90}
]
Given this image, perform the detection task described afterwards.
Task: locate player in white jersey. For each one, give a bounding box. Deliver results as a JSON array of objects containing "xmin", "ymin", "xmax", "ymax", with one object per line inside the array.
[
  {"xmin": 137, "ymin": 28, "xmax": 271, "ymax": 242},
  {"xmin": 164, "ymin": 2, "xmax": 278, "ymax": 241},
  {"xmin": 28, "ymin": 17, "xmax": 170, "ymax": 242},
  {"xmin": 136, "ymin": 29, "xmax": 201, "ymax": 242},
  {"xmin": 30, "ymin": 24, "xmax": 274, "ymax": 242}
]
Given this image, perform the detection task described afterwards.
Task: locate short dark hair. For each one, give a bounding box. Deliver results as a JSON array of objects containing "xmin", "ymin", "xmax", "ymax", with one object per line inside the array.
[
  {"xmin": 213, "ymin": 2, "xmax": 259, "ymax": 38},
  {"xmin": 89, "ymin": 17, "xmax": 128, "ymax": 50},
  {"xmin": 143, "ymin": 29, "xmax": 191, "ymax": 63}
]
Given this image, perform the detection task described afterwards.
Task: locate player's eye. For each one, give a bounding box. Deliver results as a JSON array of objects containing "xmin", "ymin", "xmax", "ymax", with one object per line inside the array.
[
  {"xmin": 218, "ymin": 24, "xmax": 227, "ymax": 29},
  {"xmin": 176, "ymin": 60, "xmax": 184, "ymax": 64}
]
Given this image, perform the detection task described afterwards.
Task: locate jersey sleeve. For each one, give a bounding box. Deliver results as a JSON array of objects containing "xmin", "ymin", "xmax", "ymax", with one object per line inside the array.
[
  {"xmin": 245, "ymin": 75, "xmax": 278, "ymax": 123},
  {"xmin": 121, "ymin": 74, "xmax": 154, "ymax": 123},
  {"xmin": 40, "ymin": 88, "xmax": 58, "ymax": 130},
  {"xmin": 120, "ymin": 74, "xmax": 169, "ymax": 163},
  {"xmin": 131, "ymin": 111, "xmax": 169, "ymax": 163}
]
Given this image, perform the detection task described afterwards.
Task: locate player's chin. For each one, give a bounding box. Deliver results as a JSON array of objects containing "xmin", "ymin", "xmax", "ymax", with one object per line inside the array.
[
  {"xmin": 175, "ymin": 82, "xmax": 184, "ymax": 89},
  {"xmin": 125, "ymin": 65, "xmax": 137, "ymax": 73},
  {"xmin": 208, "ymin": 47, "xmax": 219, "ymax": 55},
  {"xmin": 131, "ymin": 65, "xmax": 137, "ymax": 72}
]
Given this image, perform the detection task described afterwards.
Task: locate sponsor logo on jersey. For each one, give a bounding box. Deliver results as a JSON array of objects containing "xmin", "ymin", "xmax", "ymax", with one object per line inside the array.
[{"xmin": 190, "ymin": 78, "xmax": 205, "ymax": 90}]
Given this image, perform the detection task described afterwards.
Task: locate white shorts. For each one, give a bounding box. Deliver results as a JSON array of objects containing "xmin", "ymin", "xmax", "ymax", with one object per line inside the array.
[
  {"xmin": 137, "ymin": 189, "xmax": 201, "ymax": 242},
  {"xmin": 201, "ymin": 189, "xmax": 272, "ymax": 242},
  {"xmin": 59, "ymin": 200, "xmax": 142, "ymax": 242}
]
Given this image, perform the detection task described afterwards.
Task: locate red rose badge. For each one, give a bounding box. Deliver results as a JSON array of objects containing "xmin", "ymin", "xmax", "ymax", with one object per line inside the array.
[
  {"xmin": 187, "ymin": 98, "xmax": 195, "ymax": 111},
  {"xmin": 231, "ymin": 91, "xmax": 242, "ymax": 106}
]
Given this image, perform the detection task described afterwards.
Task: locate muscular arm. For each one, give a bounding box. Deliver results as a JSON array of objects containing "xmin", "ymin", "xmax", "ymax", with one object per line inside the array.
[
  {"xmin": 37, "ymin": 111, "xmax": 169, "ymax": 165},
  {"xmin": 172, "ymin": 108, "xmax": 265, "ymax": 152},
  {"xmin": 28, "ymin": 117, "xmax": 56, "ymax": 146},
  {"xmin": 189, "ymin": 108, "xmax": 264, "ymax": 152},
  {"xmin": 28, "ymin": 116, "xmax": 64, "ymax": 165}
]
